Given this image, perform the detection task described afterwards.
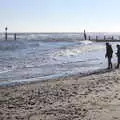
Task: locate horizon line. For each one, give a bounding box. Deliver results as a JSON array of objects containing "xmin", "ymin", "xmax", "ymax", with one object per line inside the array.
[{"xmin": 1, "ymin": 31, "xmax": 120, "ymax": 34}]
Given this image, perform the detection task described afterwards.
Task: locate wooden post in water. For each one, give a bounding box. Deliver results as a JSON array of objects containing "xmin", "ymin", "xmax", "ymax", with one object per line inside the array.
[
  {"xmin": 112, "ymin": 36, "xmax": 114, "ymax": 40},
  {"xmin": 5, "ymin": 27, "xmax": 8, "ymax": 40},
  {"xmin": 96, "ymin": 36, "xmax": 98, "ymax": 40},
  {"xmin": 89, "ymin": 36, "xmax": 91, "ymax": 40},
  {"xmin": 14, "ymin": 33, "xmax": 16, "ymax": 40},
  {"xmin": 84, "ymin": 30, "xmax": 87, "ymax": 40},
  {"xmin": 104, "ymin": 35, "xmax": 106, "ymax": 40}
]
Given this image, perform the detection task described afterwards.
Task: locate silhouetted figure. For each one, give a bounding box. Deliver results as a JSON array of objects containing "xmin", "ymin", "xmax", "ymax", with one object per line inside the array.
[
  {"xmin": 105, "ymin": 43, "xmax": 113, "ymax": 69},
  {"xmin": 14, "ymin": 33, "xmax": 16, "ymax": 40},
  {"xmin": 5, "ymin": 27, "xmax": 8, "ymax": 40},
  {"xmin": 84, "ymin": 30, "xmax": 87, "ymax": 40},
  {"xmin": 116, "ymin": 44, "xmax": 120, "ymax": 68}
]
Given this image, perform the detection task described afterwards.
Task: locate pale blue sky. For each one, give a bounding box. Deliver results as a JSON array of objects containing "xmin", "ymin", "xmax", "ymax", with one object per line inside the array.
[{"xmin": 0, "ymin": 0, "xmax": 120, "ymax": 32}]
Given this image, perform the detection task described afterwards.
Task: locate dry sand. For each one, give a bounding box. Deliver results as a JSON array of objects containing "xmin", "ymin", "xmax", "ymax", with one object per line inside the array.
[{"xmin": 1, "ymin": 69, "xmax": 120, "ymax": 120}]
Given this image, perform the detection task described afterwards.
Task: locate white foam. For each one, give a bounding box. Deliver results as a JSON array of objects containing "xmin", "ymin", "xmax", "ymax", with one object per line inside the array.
[
  {"xmin": 53, "ymin": 43, "xmax": 104, "ymax": 58},
  {"xmin": 80, "ymin": 40, "xmax": 93, "ymax": 45}
]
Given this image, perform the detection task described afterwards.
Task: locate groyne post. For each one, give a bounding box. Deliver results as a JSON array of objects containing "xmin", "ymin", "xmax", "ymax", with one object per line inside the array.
[
  {"xmin": 14, "ymin": 33, "xmax": 16, "ymax": 40},
  {"xmin": 112, "ymin": 36, "xmax": 114, "ymax": 40},
  {"xmin": 89, "ymin": 36, "xmax": 91, "ymax": 40},
  {"xmin": 5, "ymin": 27, "xmax": 8, "ymax": 40},
  {"xmin": 104, "ymin": 35, "xmax": 106, "ymax": 40},
  {"xmin": 96, "ymin": 36, "xmax": 98, "ymax": 40},
  {"xmin": 84, "ymin": 30, "xmax": 87, "ymax": 40}
]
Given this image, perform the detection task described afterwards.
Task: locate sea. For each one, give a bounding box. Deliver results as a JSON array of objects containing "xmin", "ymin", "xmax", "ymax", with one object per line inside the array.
[{"xmin": 0, "ymin": 32, "xmax": 119, "ymax": 86}]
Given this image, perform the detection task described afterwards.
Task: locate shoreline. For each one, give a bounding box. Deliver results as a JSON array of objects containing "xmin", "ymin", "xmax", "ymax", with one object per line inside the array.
[
  {"xmin": 1, "ymin": 67, "xmax": 120, "ymax": 119},
  {"xmin": 0, "ymin": 67, "xmax": 112, "ymax": 87}
]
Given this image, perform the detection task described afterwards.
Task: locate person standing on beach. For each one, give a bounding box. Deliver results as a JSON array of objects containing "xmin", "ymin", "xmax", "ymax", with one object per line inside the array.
[
  {"xmin": 116, "ymin": 44, "xmax": 120, "ymax": 68},
  {"xmin": 105, "ymin": 42, "xmax": 113, "ymax": 69}
]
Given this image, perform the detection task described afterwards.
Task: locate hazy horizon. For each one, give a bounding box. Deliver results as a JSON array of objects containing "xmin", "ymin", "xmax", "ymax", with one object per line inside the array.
[{"xmin": 1, "ymin": 32, "xmax": 120, "ymax": 34}]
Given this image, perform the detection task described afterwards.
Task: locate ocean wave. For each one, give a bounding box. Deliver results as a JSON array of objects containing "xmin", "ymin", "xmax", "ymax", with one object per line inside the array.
[
  {"xmin": 52, "ymin": 43, "xmax": 104, "ymax": 57},
  {"xmin": 80, "ymin": 40, "xmax": 93, "ymax": 45}
]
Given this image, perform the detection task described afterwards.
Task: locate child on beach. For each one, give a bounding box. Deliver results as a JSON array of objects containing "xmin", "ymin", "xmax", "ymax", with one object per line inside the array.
[{"xmin": 116, "ymin": 44, "xmax": 120, "ymax": 68}]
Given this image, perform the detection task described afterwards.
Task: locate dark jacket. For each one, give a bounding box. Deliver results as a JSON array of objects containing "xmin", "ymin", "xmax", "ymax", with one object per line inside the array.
[
  {"xmin": 116, "ymin": 47, "xmax": 120, "ymax": 58},
  {"xmin": 105, "ymin": 45, "xmax": 113, "ymax": 58}
]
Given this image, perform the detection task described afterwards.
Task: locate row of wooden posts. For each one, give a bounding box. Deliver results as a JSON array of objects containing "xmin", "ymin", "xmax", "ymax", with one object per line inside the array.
[
  {"xmin": 83, "ymin": 30, "xmax": 116, "ymax": 41},
  {"xmin": 3, "ymin": 34, "xmax": 117, "ymax": 41},
  {"xmin": 2, "ymin": 28, "xmax": 119, "ymax": 41},
  {"xmin": 88, "ymin": 35, "xmax": 115, "ymax": 40},
  {"xmin": 3, "ymin": 27, "xmax": 16, "ymax": 40},
  {"xmin": 4, "ymin": 33, "xmax": 17, "ymax": 40}
]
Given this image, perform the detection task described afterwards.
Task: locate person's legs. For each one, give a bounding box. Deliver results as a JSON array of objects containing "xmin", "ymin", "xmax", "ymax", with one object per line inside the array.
[
  {"xmin": 116, "ymin": 57, "xmax": 120, "ymax": 68},
  {"xmin": 108, "ymin": 57, "xmax": 112, "ymax": 69},
  {"xmin": 108, "ymin": 58, "xmax": 110, "ymax": 69},
  {"xmin": 116, "ymin": 58, "xmax": 119, "ymax": 68},
  {"xmin": 110, "ymin": 58, "xmax": 112, "ymax": 68},
  {"xmin": 118, "ymin": 57, "xmax": 120, "ymax": 68}
]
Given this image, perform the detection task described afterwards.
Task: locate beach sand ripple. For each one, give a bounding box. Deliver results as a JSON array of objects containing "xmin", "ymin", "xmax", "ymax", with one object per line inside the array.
[{"xmin": 1, "ymin": 69, "xmax": 120, "ymax": 120}]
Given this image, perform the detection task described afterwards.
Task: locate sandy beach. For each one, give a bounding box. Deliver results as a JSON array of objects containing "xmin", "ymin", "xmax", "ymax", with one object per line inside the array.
[
  {"xmin": 1, "ymin": 0, "xmax": 120, "ymax": 119},
  {"xmin": 0, "ymin": 68, "xmax": 120, "ymax": 120}
]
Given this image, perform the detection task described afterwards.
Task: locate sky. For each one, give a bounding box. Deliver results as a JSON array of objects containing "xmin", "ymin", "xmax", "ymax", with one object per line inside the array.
[{"xmin": 0, "ymin": 0, "xmax": 120, "ymax": 32}]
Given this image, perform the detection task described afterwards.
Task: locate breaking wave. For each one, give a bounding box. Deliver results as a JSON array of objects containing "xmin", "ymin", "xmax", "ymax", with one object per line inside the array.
[{"xmin": 53, "ymin": 41, "xmax": 104, "ymax": 57}]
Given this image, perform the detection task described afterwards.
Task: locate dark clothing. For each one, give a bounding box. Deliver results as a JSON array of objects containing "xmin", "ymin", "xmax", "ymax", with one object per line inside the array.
[
  {"xmin": 116, "ymin": 48, "xmax": 120, "ymax": 58},
  {"xmin": 116, "ymin": 57, "xmax": 120, "ymax": 68},
  {"xmin": 116, "ymin": 46, "xmax": 120, "ymax": 68},
  {"xmin": 105, "ymin": 45, "xmax": 113, "ymax": 58},
  {"xmin": 105, "ymin": 44, "xmax": 113, "ymax": 69},
  {"xmin": 107, "ymin": 57, "xmax": 112, "ymax": 69}
]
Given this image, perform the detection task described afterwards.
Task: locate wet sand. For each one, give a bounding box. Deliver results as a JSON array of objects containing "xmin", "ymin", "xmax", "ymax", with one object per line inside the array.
[{"xmin": 1, "ymin": 69, "xmax": 120, "ymax": 120}]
